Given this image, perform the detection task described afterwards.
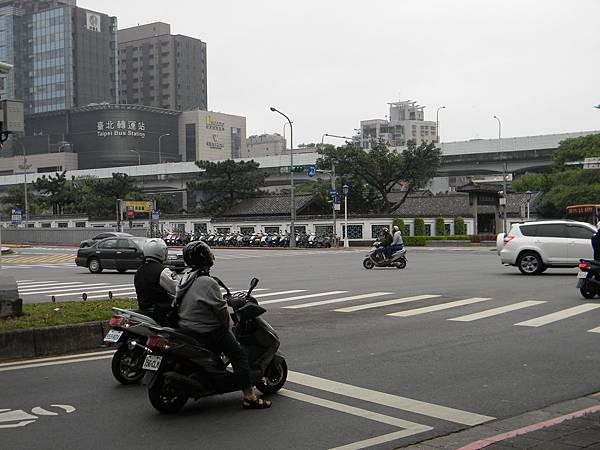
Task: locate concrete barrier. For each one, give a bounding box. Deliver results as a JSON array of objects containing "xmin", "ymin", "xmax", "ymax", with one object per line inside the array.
[{"xmin": 0, "ymin": 321, "xmax": 108, "ymax": 362}]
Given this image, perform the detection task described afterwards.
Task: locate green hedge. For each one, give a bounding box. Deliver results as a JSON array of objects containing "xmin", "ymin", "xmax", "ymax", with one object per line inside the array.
[
  {"xmin": 393, "ymin": 218, "xmax": 405, "ymax": 232},
  {"xmin": 414, "ymin": 218, "xmax": 425, "ymax": 236},
  {"xmin": 435, "ymin": 217, "xmax": 446, "ymax": 236},
  {"xmin": 424, "ymin": 235, "xmax": 470, "ymax": 241},
  {"xmin": 454, "ymin": 217, "xmax": 466, "ymax": 235},
  {"xmin": 404, "ymin": 236, "xmax": 427, "ymax": 246}
]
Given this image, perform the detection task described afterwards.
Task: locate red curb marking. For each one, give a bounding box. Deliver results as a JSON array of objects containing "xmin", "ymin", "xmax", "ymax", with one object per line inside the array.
[{"xmin": 457, "ymin": 404, "xmax": 600, "ymax": 450}]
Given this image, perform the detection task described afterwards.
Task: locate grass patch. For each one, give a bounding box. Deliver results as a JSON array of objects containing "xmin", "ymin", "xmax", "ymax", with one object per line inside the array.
[{"xmin": 0, "ymin": 298, "xmax": 137, "ymax": 332}]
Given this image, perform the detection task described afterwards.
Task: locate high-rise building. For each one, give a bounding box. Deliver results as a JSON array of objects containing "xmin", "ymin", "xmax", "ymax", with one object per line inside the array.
[
  {"xmin": 0, "ymin": 0, "xmax": 117, "ymax": 115},
  {"xmin": 246, "ymin": 133, "xmax": 286, "ymax": 157},
  {"xmin": 359, "ymin": 100, "xmax": 438, "ymax": 149},
  {"xmin": 118, "ymin": 22, "xmax": 207, "ymax": 111}
]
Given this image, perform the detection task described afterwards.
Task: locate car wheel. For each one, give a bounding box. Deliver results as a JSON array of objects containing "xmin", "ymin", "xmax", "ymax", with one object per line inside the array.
[
  {"xmin": 517, "ymin": 252, "xmax": 544, "ymax": 275},
  {"xmin": 88, "ymin": 257, "xmax": 103, "ymax": 274}
]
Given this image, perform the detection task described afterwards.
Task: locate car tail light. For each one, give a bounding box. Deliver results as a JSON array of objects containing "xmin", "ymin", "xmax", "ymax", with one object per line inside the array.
[
  {"xmin": 503, "ymin": 235, "xmax": 515, "ymax": 245},
  {"xmin": 147, "ymin": 335, "xmax": 170, "ymax": 350},
  {"xmin": 579, "ymin": 262, "xmax": 590, "ymax": 270}
]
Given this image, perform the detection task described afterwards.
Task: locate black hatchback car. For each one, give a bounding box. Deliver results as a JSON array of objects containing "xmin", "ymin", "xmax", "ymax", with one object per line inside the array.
[
  {"xmin": 75, "ymin": 237, "xmax": 187, "ymax": 274},
  {"xmin": 79, "ymin": 232, "xmax": 133, "ymax": 248}
]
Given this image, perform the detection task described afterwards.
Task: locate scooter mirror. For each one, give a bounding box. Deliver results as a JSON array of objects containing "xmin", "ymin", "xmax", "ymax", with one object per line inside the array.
[{"xmin": 248, "ymin": 277, "xmax": 259, "ymax": 296}]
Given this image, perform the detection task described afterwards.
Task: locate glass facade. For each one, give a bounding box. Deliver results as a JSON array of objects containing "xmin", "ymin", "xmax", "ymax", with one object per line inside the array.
[
  {"xmin": 28, "ymin": 6, "xmax": 73, "ymax": 114},
  {"xmin": 0, "ymin": 5, "xmax": 22, "ymax": 101},
  {"xmin": 185, "ymin": 123, "xmax": 196, "ymax": 161}
]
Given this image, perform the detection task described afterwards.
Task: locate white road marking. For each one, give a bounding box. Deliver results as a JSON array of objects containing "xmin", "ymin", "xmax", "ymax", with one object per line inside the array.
[
  {"xmin": 335, "ymin": 295, "xmax": 441, "ymax": 313},
  {"xmin": 260, "ymin": 291, "xmax": 348, "ymax": 305},
  {"xmin": 17, "ymin": 281, "xmax": 63, "ymax": 287},
  {"xmin": 387, "ymin": 298, "xmax": 492, "ymax": 317},
  {"xmin": 280, "ymin": 389, "xmax": 432, "ymax": 450},
  {"xmin": 587, "ymin": 326, "xmax": 600, "ymax": 333},
  {"xmin": 31, "ymin": 407, "xmax": 57, "ymax": 416},
  {"xmin": 0, "ymin": 350, "xmax": 116, "ymax": 368},
  {"xmin": 515, "ymin": 304, "xmax": 600, "ymax": 327},
  {"xmin": 288, "ymin": 371, "xmax": 494, "ymax": 426},
  {"xmin": 19, "ymin": 284, "xmax": 110, "ymax": 294},
  {"xmin": 0, "ymin": 354, "xmax": 114, "ymax": 372},
  {"xmin": 87, "ymin": 291, "xmax": 136, "ymax": 299},
  {"xmin": 254, "ymin": 290, "xmax": 307, "ymax": 298},
  {"xmin": 16, "ymin": 280, "xmax": 34, "ymax": 282},
  {"xmin": 449, "ymin": 301, "xmax": 546, "ymax": 322},
  {"xmin": 52, "ymin": 405, "xmax": 75, "ymax": 413},
  {"xmin": 50, "ymin": 285, "xmax": 134, "ymax": 297},
  {"xmin": 284, "ymin": 292, "xmax": 393, "ymax": 309}
]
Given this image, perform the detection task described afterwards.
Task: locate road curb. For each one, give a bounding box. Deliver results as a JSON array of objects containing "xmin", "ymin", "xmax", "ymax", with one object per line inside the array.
[{"xmin": 0, "ymin": 321, "xmax": 109, "ymax": 362}]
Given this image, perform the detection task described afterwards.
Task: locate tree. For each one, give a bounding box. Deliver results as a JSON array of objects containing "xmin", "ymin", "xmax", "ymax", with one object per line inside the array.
[
  {"xmin": 454, "ymin": 217, "xmax": 466, "ymax": 235},
  {"xmin": 32, "ymin": 171, "xmax": 73, "ymax": 215},
  {"xmin": 318, "ymin": 141, "xmax": 442, "ymax": 213},
  {"xmin": 188, "ymin": 159, "xmax": 267, "ymax": 215},
  {"xmin": 552, "ymin": 134, "xmax": 600, "ymax": 169},
  {"xmin": 1, "ymin": 185, "xmax": 43, "ymax": 216},
  {"xmin": 435, "ymin": 217, "xmax": 446, "ymax": 236}
]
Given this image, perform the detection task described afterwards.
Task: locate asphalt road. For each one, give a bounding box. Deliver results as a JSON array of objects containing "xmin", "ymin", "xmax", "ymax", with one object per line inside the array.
[{"xmin": 1, "ymin": 246, "xmax": 600, "ymax": 449}]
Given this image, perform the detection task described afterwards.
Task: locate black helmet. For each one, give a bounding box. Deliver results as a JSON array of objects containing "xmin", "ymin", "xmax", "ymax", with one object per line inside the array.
[{"xmin": 183, "ymin": 240, "xmax": 214, "ymax": 269}]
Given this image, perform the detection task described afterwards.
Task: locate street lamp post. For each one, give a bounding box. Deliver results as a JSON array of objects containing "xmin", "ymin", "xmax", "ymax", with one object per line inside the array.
[
  {"xmin": 158, "ymin": 133, "xmax": 170, "ymax": 164},
  {"xmin": 493, "ymin": 115, "xmax": 507, "ymax": 233},
  {"xmin": 526, "ymin": 190, "xmax": 532, "ymax": 220},
  {"xmin": 320, "ymin": 134, "xmax": 337, "ymax": 247},
  {"xmin": 270, "ymin": 107, "xmax": 295, "ymax": 248},
  {"xmin": 436, "ymin": 106, "xmax": 446, "ymax": 143},
  {"xmin": 16, "ymin": 138, "xmax": 30, "ymax": 228},
  {"xmin": 130, "ymin": 149, "xmax": 141, "ymax": 165},
  {"xmin": 343, "ymin": 184, "xmax": 349, "ymax": 248}
]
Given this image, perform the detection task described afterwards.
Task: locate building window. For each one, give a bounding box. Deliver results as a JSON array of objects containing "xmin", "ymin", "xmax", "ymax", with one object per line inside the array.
[
  {"xmin": 371, "ymin": 224, "xmax": 389, "ymax": 239},
  {"xmin": 294, "ymin": 225, "xmax": 306, "ymax": 234},
  {"xmin": 315, "ymin": 225, "xmax": 333, "ymax": 235},
  {"xmin": 193, "ymin": 223, "xmax": 207, "ymax": 233},
  {"xmin": 240, "ymin": 226, "xmax": 256, "ymax": 235},
  {"xmin": 185, "ymin": 123, "xmax": 196, "ymax": 162},
  {"xmin": 76, "ymin": 222, "xmax": 86, "ymax": 228},
  {"xmin": 231, "ymin": 127, "xmax": 241, "ymax": 158},
  {"xmin": 425, "ymin": 224, "xmax": 432, "ymax": 236},
  {"xmin": 41, "ymin": 223, "xmax": 51, "ymax": 228},
  {"xmin": 263, "ymin": 226, "xmax": 279, "ymax": 234},
  {"xmin": 57, "ymin": 222, "xmax": 68, "ymax": 228},
  {"xmin": 344, "ymin": 225, "xmax": 363, "ymax": 239},
  {"xmin": 216, "ymin": 227, "xmax": 230, "ymax": 234}
]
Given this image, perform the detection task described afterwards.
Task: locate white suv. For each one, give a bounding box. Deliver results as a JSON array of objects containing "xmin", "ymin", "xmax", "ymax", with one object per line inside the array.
[{"xmin": 497, "ymin": 220, "xmax": 596, "ymax": 275}]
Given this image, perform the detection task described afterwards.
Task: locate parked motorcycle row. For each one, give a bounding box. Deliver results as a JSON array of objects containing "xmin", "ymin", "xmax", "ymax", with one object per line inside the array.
[
  {"xmin": 104, "ymin": 277, "xmax": 288, "ymax": 413},
  {"xmin": 171, "ymin": 232, "xmax": 334, "ymax": 248}
]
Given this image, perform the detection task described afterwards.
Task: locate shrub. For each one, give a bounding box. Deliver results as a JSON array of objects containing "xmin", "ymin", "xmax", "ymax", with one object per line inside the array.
[
  {"xmin": 404, "ymin": 236, "xmax": 427, "ymax": 246},
  {"xmin": 414, "ymin": 218, "xmax": 425, "ymax": 236},
  {"xmin": 393, "ymin": 218, "xmax": 405, "ymax": 232},
  {"xmin": 435, "ymin": 217, "xmax": 446, "ymax": 236},
  {"xmin": 454, "ymin": 217, "xmax": 466, "ymax": 235}
]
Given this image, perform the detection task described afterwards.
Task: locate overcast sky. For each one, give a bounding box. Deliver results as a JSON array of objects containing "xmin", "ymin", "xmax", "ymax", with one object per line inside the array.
[{"xmin": 80, "ymin": 0, "xmax": 600, "ymax": 145}]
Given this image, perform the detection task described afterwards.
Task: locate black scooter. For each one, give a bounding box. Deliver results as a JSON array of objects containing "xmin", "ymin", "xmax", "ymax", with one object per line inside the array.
[
  {"xmin": 363, "ymin": 242, "xmax": 407, "ymax": 269},
  {"xmin": 104, "ymin": 310, "xmax": 161, "ymax": 385},
  {"xmin": 576, "ymin": 259, "xmax": 600, "ymax": 299},
  {"xmin": 124, "ymin": 277, "xmax": 287, "ymax": 413}
]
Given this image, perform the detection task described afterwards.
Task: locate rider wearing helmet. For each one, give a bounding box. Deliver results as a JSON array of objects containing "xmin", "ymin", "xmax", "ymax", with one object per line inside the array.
[
  {"xmin": 134, "ymin": 238, "xmax": 177, "ymax": 325},
  {"xmin": 176, "ymin": 240, "xmax": 272, "ymax": 409}
]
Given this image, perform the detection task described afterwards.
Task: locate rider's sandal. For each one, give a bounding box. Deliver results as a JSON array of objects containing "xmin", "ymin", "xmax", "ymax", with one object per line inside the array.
[{"xmin": 242, "ymin": 398, "xmax": 272, "ymax": 409}]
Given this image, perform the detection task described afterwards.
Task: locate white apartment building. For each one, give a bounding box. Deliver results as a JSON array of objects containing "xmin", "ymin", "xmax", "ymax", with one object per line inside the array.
[
  {"xmin": 359, "ymin": 100, "xmax": 438, "ymax": 149},
  {"xmin": 245, "ymin": 133, "xmax": 286, "ymax": 157},
  {"xmin": 179, "ymin": 110, "xmax": 247, "ymax": 161}
]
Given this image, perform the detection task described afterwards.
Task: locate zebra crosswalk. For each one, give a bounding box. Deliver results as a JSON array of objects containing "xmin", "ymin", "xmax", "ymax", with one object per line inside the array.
[{"xmin": 17, "ymin": 280, "xmax": 600, "ymax": 335}]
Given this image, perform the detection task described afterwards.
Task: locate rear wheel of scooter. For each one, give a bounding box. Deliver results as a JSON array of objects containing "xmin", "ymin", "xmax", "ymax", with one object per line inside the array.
[
  {"xmin": 363, "ymin": 258, "xmax": 375, "ymax": 269},
  {"xmin": 148, "ymin": 374, "xmax": 188, "ymax": 413},
  {"xmin": 256, "ymin": 359, "xmax": 287, "ymax": 394},
  {"xmin": 580, "ymin": 281, "xmax": 597, "ymax": 299},
  {"xmin": 395, "ymin": 258, "xmax": 407, "ymax": 269},
  {"xmin": 111, "ymin": 345, "xmax": 145, "ymax": 385}
]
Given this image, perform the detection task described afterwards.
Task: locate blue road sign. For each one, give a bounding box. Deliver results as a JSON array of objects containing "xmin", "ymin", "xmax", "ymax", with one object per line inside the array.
[
  {"xmin": 333, "ymin": 194, "xmax": 340, "ymax": 204},
  {"xmin": 329, "ymin": 188, "xmax": 338, "ymax": 196},
  {"xmin": 308, "ymin": 165, "xmax": 316, "ymax": 177},
  {"xmin": 151, "ymin": 209, "xmax": 160, "ymax": 224},
  {"xmin": 11, "ymin": 208, "xmax": 22, "ymax": 225}
]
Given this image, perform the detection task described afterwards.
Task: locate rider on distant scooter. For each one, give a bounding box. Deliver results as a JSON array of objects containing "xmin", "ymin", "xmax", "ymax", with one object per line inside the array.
[{"xmin": 387, "ymin": 225, "xmax": 404, "ymax": 259}]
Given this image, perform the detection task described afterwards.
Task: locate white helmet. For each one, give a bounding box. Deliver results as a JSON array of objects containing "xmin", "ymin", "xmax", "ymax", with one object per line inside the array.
[{"xmin": 143, "ymin": 238, "xmax": 168, "ymax": 263}]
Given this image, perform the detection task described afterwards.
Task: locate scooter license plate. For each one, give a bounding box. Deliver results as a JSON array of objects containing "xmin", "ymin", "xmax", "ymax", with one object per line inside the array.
[
  {"xmin": 142, "ymin": 355, "xmax": 163, "ymax": 371},
  {"xmin": 103, "ymin": 329, "xmax": 123, "ymax": 343},
  {"xmin": 577, "ymin": 271, "xmax": 588, "ymax": 279}
]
